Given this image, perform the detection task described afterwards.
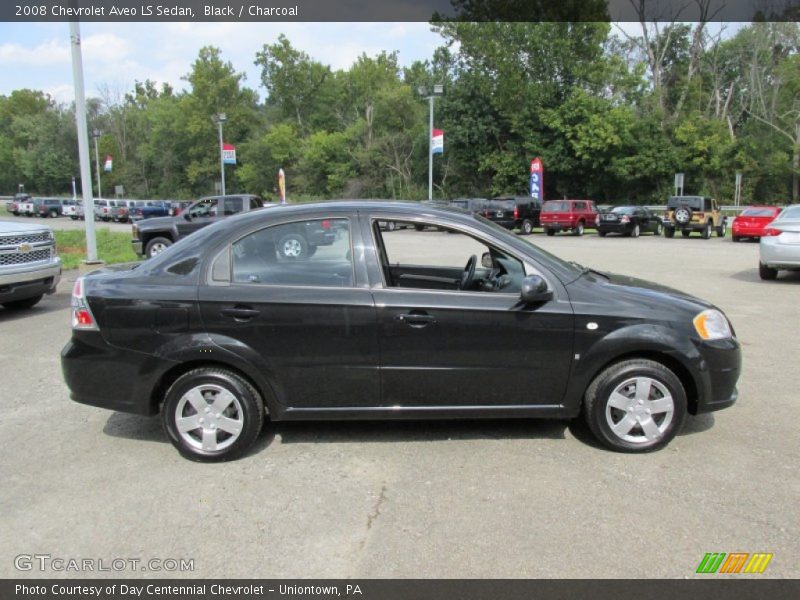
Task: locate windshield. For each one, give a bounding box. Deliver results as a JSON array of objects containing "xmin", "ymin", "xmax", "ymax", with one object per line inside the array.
[
  {"xmin": 611, "ymin": 206, "xmax": 635, "ymax": 215},
  {"xmin": 740, "ymin": 207, "xmax": 778, "ymax": 217},
  {"xmin": 542, "ymin": 201, "xmax": 568, "ymax": 212},
  {"xmin": 776, "ymin": 206, "xmax": 800, "ymax": 221}
]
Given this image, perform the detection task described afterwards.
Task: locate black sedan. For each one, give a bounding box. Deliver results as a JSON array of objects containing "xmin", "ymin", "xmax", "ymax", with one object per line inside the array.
[
  {"xmin": 62, "ymin": 202, "xmax": 740, "ymax": 461},
  {"xmin": 596, "ymin": 206, "xmax": 663, "ymax": 237}
]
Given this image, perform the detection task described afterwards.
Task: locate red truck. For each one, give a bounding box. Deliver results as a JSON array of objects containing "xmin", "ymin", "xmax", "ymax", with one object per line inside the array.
[{"xmin": 540, "ymin": 199, "xmax": 598, "ymax": 236}]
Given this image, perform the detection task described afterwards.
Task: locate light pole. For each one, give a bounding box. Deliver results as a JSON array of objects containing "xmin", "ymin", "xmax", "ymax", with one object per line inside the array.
[
  {"xmin": 212, "ymin": 113, "xmax": 227, "ymax": 196},
  {"xmin": 91, "ymin": 128, "xmax": 102, "ymax": 199},
  {"xmin": 418, "ymin": 84, "xmax": 443, "ymax": 201}
]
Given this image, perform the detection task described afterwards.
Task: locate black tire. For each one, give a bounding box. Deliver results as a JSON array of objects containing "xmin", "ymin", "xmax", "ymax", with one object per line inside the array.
[
  {"xmin": 145, "ymin": 236, "xmax": 173, "ymax": 258},
  {"xmin": 521, "ymin": 219, "xmax": 534, "ymax": 235},
  {"xmin": 631, "ymin": 224, "xmax": 640, "ymax": 238},
  {"xmin": 414, "ymin": 224, "xmax": 424, "ymax": 231},
  {"xmin": 70, "ymin": 216, "xmax": 78, "ymax": 221},
  {"xmin": 162, "ymin": 367, "xmax": 265, "ymax": 462},
  {"xmin": 598, "ymin": 230, "xmax": 607, "ymax": 237},
  {"xmin": 49, "ymin": 209, "xmax": 58, "ymax": 218},
  {"xmin": 732, "ymin": 235, "xmax": 740, "ymax": 243},
  {"xmin": 2, "ymin": 294, "xmax": 43, "ymax": 310},
  {"xmin": 654, "ymin": 221, "xmax": 662, "ymax": 236},
  {"xmin": 583, "ymin": 359, "xmax": 687, "ymax": 453},
  {"xmin": 717, "ymin": 220, "xmax": 727, "ymax": 238},
  {"xmin": 545, "ymin": 228, "xmax": 555, "ymax": 237},
  {"xmin": 681, "ymin": 230, "xmax": 691, "ymax": 238},
  {"xmin": 759, "ymin": 262, "xmax": 778, "ymax": 281},
  {"xmin": 664, "ymin": 227, "xmax": 675, "ymax": 238},
  {"xmin": 574, "ymin": 222, "xmax": 585, "ymax": 236},
  {"xmin": 701, "ymin": 223, "xmax": 712, "ymax": 239}
]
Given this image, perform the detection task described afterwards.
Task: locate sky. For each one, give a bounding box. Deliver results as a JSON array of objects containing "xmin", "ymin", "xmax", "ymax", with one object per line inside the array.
[{"xmin": 0, "ymin": 22, "xmax": 445, "ymax": 104}]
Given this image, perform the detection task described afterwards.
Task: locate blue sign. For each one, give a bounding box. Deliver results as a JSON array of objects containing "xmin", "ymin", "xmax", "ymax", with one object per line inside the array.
[{"xmin": 529, "ymin": 173, "xmax": 542, "ymax": 200}]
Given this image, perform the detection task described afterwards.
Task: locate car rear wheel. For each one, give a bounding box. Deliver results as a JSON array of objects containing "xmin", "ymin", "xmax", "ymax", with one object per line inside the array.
[
  {"xmin": 583, "ymin": 359, "xmax": 687, "ymax": 453},
  {"xmin": 732, "ymin": 235, "xmax": 740, "ymax": 242},
  {"xmin": 701, "ymin": 223, "xmax": 712, "ymax": 239},
  {"xmin": 664, "ymin": 227, "xmax": 675, "ymax": 238},
  {"xmin": 574, "ymin": 222, "xmax": 585, "ymax": 236},
  {"xmin": 545, "ymin": 228, "xmax": 555, "ymax": 237},
  {"xmin": 681, "ymin": 230, "xmax": 691, "ymax": 238},
  {"xmin": 521, "ymin": 219, "xmax": 534, "ymax": 235},
  {"xmin": 2, "ymin": 294, "xmax": 43, "ymax": 310},
  {"xmin": 162, "ymin": 367, "xmax": 265, "ymax": 462},
  {"xmin": 654, "ymin": 221, "xmax": 662, "ymax": 235},
  {"xmin": 597, "ymin": 230, "xmax": 607, "ymax": 237},
  {"xmin": 631, "ymin": 224, "xmax": 640, "ymax": 238},
  {"xmin": 759, "ymin": 262, "xmax": 778, "ymax": 280},
  {"xmin": 717, "ymin": 221, "xmax": 727, "ymax": 237},
  {"xmin": 49, "ymin": 209, "xmax": 58, "ymax": 218},
  {"xmin": 145, "ymin": 236, "xmax": 173, "ymax": 258}
]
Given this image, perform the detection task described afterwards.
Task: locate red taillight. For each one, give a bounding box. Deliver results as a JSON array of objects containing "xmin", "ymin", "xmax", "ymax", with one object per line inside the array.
[
  {"xmin": 621, "ymin": 215, "xmax": 630, "ymax": 224},
  {"xmin": 514, "ymin": 206, "xmax": 519, "ymax": 220},
  {"xmin": 762, "ymin": 227, "xmax": 782, "ymax": 237},
  {"xmin": 321, "ymin": 219, "xmax": 331, "ymax": 229},
  {"xmin": 71, "ymin": 277, "xmax": 98, "ymax": 330}
]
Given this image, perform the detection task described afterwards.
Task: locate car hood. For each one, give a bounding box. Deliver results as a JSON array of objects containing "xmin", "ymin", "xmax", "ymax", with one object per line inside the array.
[
  {"xmin": 0, "ymin": 220, "xmax": 53, "ymax": 234},
  {"xmin": 567, "ymin": 270, "xmax": 715, "ymax": 317},
  {"xmin": 135, "ymin": 215, "xmax": 178, "ymax": 230}
]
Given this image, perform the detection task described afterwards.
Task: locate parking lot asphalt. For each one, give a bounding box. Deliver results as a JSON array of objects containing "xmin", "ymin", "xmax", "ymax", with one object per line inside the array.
[{"xmin": 1, "ymin": 229, "xmax": 798, "ymax": 579}]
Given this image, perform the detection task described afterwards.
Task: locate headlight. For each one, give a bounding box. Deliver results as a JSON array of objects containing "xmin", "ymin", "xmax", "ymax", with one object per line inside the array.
[{"xmin": 693, "ymin": 309, "xmax": 732, "ymax": 340}]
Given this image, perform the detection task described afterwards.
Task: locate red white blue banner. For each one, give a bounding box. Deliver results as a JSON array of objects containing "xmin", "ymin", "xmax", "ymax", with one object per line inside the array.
[
  {"xmin": 103, "ymin": 155, "xmax": 113, "ymax": 172},
  {"xmin": 222, "ymin": 143, "xmax": 236, "ymax": 165},
  {"xmin": 529, "ymin": 157, "xmax": 544, "ymax": 201},
  {"xmin": 431, "ymin": 129, "xmax": 444, "ymax": 154}
]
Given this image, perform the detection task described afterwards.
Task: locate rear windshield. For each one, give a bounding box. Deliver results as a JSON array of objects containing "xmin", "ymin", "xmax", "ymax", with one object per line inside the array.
[
  {"xmin": 740, "ymin": 208, "xmax": 778, "ymax": 217},
  {"xmin": 611, "ymin": 206, "xmax": 635, "ymax": 214},
  {"xmin": 486, "ymin": 200, "xmax": 516, "ymax": 210},
  {"xmin": 542, "ymin": 201, "xmax": 568, "ymax": 212},
  {"xmin": 668, "ymin": 196, "xmax": 703, "ymax": 209}
]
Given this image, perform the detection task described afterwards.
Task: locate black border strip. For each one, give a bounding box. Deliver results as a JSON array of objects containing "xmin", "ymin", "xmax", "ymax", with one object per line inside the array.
[{"xmin": 2, "ymin": 0, "xmax": 800, "ymax": 23}]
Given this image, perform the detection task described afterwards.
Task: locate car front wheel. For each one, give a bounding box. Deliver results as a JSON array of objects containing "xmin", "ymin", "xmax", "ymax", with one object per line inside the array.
[
  {"xmin": 162, "ymin": 367, "xmax": 265, "ymax": 462},
  {"xmin": 583, "ymin": 359, "xmax": 687, "ymax": 453},
  {"xmin": 277, "ymin": 232, "xmax": 309, "ymax": 259},
  {"xmin": 717, "ymin": 221, "xmax": 727, "ymax": 237},
  {"xmin": 145, "ymin": 236, "xmax": 173, "ymax": 258}
]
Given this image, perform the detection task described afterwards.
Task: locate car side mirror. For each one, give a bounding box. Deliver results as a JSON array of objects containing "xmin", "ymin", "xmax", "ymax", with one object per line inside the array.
[{"xmin": 520, "ymin": 275, "xmax": 553, "ymax": 304}]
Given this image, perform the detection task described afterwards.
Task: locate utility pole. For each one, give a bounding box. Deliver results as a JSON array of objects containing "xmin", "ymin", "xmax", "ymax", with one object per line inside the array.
[
  {"xmin": 213, "ymin": 113, "xmax": 227, "ymax": 196},
  {"xmin": 69, "ymin": 20, "xmax": 99, "ymax": 262},
  {"xmin": 418, "ymin": 85, "xmax": 443, "ymax": 201},
  {"xmin": 92, "ymin": 129, "xmax": 102, "ymax": 199}
]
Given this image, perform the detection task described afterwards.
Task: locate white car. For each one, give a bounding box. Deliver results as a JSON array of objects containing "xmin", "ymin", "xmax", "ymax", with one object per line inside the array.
[{"xmin": 759, "ymin": 205, "xmax": 800, "ymax": 280}]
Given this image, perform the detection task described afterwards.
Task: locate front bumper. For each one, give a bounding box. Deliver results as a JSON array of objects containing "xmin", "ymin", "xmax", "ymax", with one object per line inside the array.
[
  {"xmin": 691, "ymin": 337, "xmax": 741, "ymax": 414},
  {"xmin": 0, "ymin": 261, "xmax": 61, "ymax": 303}
]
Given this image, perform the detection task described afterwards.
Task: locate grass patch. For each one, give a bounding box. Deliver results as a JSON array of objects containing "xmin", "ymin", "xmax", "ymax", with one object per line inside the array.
[{"xmin": 55, "ymin": 230, "xmax": 141, "ymax": 270}]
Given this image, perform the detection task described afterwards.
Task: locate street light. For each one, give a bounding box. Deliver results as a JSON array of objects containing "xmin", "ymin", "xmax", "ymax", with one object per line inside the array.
[
  {"xmin": 91, "ymin": 128, "xmax": 102, "ymax": 199},
  {"xmin": 212, "ymin": 113, "xmax": 228, "ymax": 196},
  {"xmin": 418, "ymin": 84, "xmax": 443, "ymax": 201}
]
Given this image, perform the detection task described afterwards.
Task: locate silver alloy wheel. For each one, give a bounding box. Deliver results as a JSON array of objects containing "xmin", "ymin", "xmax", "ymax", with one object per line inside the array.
[
  {"xmin": 174, "ymin": 384, "xmax": 244, "ymax": 452},
  {"xmin": 604, "ymin": 376, "xmax": 674, "ymax": 444},
  {"xmin": 675, "ymin": 207, "xmax": 690, "ymax": 223},
  {"xmin": 149, "ymin": 242, "xmax": 169, "ymax": 256},
  {"xmin": 282, "ymin": 238, "xmax": 303, "ymax": 258}
]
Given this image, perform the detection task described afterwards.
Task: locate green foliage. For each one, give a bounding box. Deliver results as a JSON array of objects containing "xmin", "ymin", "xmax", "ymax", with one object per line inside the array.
[
  {"xmin": 2, "ymin": 24, "xmax": 798, "ymax": 205},
  {"xmin": 55, "ymin": 230, "xmax": 140, "ymax": 270}
]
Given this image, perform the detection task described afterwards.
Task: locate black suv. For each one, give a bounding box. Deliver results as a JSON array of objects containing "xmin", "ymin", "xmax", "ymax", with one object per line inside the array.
[{"xmin": 482, "ymin": 196, "xmax": 541, "ymax": 234}]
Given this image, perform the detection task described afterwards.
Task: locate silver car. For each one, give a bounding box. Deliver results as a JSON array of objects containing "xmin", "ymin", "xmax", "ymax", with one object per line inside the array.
[{"xmin": 759, "ymin": 205, "xmax": 800, "ymax": 280}]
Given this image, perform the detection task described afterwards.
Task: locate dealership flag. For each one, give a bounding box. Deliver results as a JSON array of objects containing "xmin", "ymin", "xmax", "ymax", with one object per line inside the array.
[
  {"xmin": 278, "ymin": 168, "xmax": 286, "ymax": 204},
  {"xmin": 103, "ymin": 155, "xmax": 113, "ymax": 172},
  {"xmin": 222, "ymin": 143, "xmax": 236, "ymax": 165},
  {"xmin": 529, "ymin": 157, "xmax": 544, "ymax": 201},
  {"xmin": 431, "ymin": 129, "xmax": 444, "ymax": 154}
]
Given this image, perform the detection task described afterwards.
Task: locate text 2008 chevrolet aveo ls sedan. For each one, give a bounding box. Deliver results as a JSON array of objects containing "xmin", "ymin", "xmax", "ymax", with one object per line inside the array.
[{"xmin": 61, "ymin": 202, "xmax": 740, "ymax": 461}]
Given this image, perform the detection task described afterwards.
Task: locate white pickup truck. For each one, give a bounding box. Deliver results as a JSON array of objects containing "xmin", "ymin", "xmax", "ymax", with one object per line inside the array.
[{"xmin": 0, "ymin": 220, "xmax": 61, "ymax": 309}]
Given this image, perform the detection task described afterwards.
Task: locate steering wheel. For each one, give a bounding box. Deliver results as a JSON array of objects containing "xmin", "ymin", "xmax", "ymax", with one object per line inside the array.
[{"xmin": 460, "ymin": 254, "xmax": 477, "ymax": 290}]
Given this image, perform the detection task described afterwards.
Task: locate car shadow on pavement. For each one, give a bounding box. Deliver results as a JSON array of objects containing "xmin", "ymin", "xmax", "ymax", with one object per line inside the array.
[
  {"xmin": 103, "ymin": 412, "xmax": 166, "ymax": 443},
  {"xmin": 731, "ymin": 269, "xmax": 800, "ymax": 284},
  {"xmin": 0, "ymin": 293, "xmax": 69, "ymax": 323}
]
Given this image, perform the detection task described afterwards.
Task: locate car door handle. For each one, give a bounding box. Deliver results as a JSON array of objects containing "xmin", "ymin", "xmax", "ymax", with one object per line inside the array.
[
  {"xmin": 221, "ymin": 307, "xmax": 260, "ymax": 321},
  {"xmin": 395, "ymin": 313, "xmax": 437, "ymax": 328}
]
